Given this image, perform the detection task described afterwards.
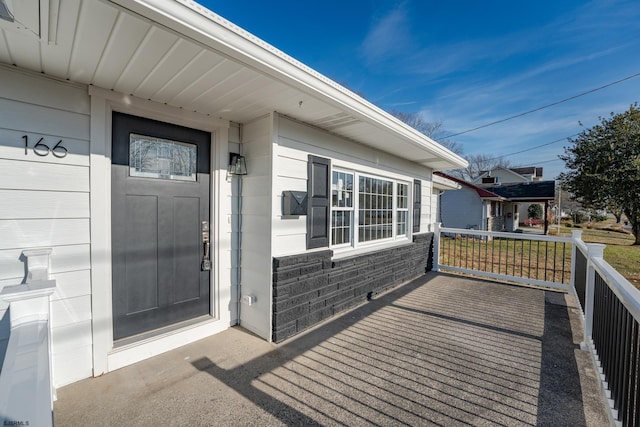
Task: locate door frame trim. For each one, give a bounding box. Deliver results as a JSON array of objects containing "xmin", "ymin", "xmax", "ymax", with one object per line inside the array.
[{"xmin": 89, "ymin": 86, "xmax": 231, "ymax": 375}]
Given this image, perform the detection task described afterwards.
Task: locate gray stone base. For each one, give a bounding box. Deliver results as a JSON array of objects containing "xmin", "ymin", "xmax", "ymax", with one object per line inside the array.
[{"xmin": 272, "ymin": 233, "xmax": 433, "ymax": 342}]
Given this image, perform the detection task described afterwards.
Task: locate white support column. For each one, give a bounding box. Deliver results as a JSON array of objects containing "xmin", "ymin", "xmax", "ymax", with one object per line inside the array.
[
  {"xmin": 582, "ymin": 243, "xmax": 605, "ymax": 351},
  {"xmin": 433, "ymin": 222, "xmax": 441, "ymax": 272}
]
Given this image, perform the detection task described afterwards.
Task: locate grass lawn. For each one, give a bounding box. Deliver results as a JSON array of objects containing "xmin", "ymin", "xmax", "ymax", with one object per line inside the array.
[
  {"xmin": 439, "ymin": 234, "xmax": 573, "ymax": 284},
  {"xmin": 553, "ymin": 224, "xmax": 640, "ymax": 289},
  {"xmin": 439, "ymin": 221, "xmax": 640, "ymax": 290}
]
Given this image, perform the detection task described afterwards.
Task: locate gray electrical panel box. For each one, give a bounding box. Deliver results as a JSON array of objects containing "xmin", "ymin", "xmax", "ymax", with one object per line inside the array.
[{"xmin": 282, "ymin": 191, "xmax": 307, "ymax": 216}]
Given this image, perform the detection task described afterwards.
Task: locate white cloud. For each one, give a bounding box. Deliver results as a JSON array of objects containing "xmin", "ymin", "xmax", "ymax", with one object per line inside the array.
[{"xmin": 360, "ymin": 5, "xmax": 414, "ymax": 64}]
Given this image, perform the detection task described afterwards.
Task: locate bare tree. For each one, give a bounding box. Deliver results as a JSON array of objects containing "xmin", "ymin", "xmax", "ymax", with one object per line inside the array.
[
  {"xmin": 389, "ymin": 110, "xmax": 515, "ymax": 182},
  {"xmin": 389, "ymin": 111, "xmax": 464, "ymax": 155},
  {"xmin": 447, "ymin": 153, "xmax": 511, "ymax": 181}
]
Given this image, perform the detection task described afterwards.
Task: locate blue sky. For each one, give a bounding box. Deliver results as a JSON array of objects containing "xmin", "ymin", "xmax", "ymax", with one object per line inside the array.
[{"xmin": 202, "ymin": 0, "xmax": 640, "ymax": 179}]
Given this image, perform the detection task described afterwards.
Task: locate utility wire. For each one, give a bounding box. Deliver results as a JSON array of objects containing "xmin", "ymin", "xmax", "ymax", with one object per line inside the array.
[
  {"xmin": 512, "ymin": 158, "xmax": 563, "ymax": 168},
  {"xmin": 442, "ymin": 71, "xmax": 640, "ymax": 139},
  {"xmin": 484, "ymin": 133, "xmax": 580, "ymax": 162}
]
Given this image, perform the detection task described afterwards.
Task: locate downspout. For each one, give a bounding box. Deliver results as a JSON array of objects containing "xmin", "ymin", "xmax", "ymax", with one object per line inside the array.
[{"xmin": 438, "ymin": 190, "xmax": 445, "ymax": 227}]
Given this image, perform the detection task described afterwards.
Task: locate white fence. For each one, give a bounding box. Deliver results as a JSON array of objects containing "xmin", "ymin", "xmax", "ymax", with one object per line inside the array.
[
  {"xmin": 434, "ymin": 224, "xmax": 640, "ymax": 426},
  {"xmin": 434, "ymin": 225, "xmax": 575, "ymax": 291}
]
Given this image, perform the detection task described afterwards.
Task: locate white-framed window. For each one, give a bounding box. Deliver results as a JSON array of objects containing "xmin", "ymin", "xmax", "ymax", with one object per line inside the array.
[
  {"xmin": 331, "ymin": 170, "xmax": 354, "ymax": 247},
  {"xmin": 331, "ymin": 169, "xmax": 411, "ymax": 248},
  {"xmin": 396, "ymin": 182, "xmax": 409, "ymax": 236},
  {"xmin": 490, "ymin": 201, "xmax": 502, "ymax": 217}
]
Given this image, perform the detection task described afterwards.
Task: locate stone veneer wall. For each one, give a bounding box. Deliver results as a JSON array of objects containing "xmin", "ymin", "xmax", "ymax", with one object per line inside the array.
[
  {"xmin": 487, "ymin": 216, "xmax": 505, "ymax": 232},
  {"xmin": 272, "ymin": 233, "xmax": 434, "ymax": 342}
]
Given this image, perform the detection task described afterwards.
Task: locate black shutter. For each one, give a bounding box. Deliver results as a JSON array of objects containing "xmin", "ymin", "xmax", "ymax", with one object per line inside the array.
[
  {"xmin": 307, "ymin": 155, "xmax": 331, "ymax": 249},
  {"xmin": 413, "ymin": 179, "xmax": 421, "ymax": 232}
]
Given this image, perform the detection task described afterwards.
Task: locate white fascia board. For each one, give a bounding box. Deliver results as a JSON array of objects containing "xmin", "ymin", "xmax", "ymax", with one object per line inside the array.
[
  {"xmin": 107, "ymin": 0, "xmax": 468, "ymax": 170},
  {"xmin": 433, "ymin": 174, "xmax": 461, "ymax": 190}
]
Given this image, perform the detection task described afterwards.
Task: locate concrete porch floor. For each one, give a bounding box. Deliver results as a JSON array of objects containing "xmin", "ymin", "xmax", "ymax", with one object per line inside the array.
[{"xmin": 54, "ymin": 273, "xmax": 610, "ymax": 426}]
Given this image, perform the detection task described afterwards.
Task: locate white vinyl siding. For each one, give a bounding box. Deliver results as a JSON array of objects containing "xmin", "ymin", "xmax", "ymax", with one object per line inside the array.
[
  {"xmin": 239, "ymin": 114, "xmax": 274, "ymax": 340},
  {"xmin": 0, "ymin": 66, "xmax": 92, "ymax": 387},
  {"xmin": 421, "ymin": 180, "xmax": 434, "ymax": 232}
]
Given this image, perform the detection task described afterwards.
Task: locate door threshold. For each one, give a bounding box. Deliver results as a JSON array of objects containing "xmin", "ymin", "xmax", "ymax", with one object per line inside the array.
[{"xmin": 113, "ymin": 315, "xmax": 214, "ymax": 350}]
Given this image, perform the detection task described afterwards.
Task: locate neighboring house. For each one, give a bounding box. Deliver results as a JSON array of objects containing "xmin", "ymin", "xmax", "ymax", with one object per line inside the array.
[
  {"xmin": 483, "ymin": 181, "xmax": 556, "ymax": 233},
  {"xmin": 473, "ymin": 166, "xmax": 547, "ymax": 223},
  {"xmin": 436, "ymin": 173, "xmax": 556, "ymax": 233},
  {"xmin": 0, "ymin": 1, "xmax": 466, "ymax": 388},
  {"xmin": 473, "ymin": 166, "xmax": 544, "ymax": 185},
  {"xmin": 435, "ymin": 173, "xmax": 510, "ymax": 231}
]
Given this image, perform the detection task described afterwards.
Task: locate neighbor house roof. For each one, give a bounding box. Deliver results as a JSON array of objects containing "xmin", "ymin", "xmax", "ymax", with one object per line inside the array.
[
  {"xmin": 435, "ymin": 172, "xmax": 506, "ymax": 200},
  {"xmin": 484, "ymin": 181, "xmax": 556, "ymax": 202},
  {"xmin": 0, "ymin": 0, "xmax": 467, "ymax": 171}
]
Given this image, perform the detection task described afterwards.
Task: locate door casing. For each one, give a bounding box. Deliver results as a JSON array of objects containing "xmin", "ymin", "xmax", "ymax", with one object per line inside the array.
[{"xmin": 88, "ymin": 87, "xmax": 234, "ymax": 375}]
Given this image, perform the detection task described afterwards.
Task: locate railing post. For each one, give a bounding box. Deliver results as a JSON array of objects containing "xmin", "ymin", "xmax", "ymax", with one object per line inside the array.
[
  {"xmin": 570, "ymin": 230, "xmax": 582, "ymax": 290},
  {"xmin": 22, "ymin": 248, "xmax": 53, "ymax": 282},
  {"xmin": 581, "ymin": 243, "xmax": 605, "ymax": 351},
  {"xmin": 433, "ymin": 222, "xmax": 441, "ymax": 272}
]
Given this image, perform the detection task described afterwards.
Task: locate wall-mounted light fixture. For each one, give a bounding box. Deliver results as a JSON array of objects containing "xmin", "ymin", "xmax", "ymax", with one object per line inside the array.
[
  {"xmin": 0, "ymin": 0, "xmax": 15, "ymax": 22},
  {"xmin": 228, "ymin": 153, "xmax": 247, "ymax": 175}
]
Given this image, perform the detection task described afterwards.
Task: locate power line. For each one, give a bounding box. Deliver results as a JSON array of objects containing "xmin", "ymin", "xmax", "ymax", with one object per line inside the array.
[
  {"xmin": 512, "ymin": 158, "xmax": 563, "ymax": 168},
  {"xmin": 442, "ymin": 71, "xmax": 640, "ymax": 139},
  {"xmin": 484, "ymin": 133, "xmax": 580, "ymax": 162}
]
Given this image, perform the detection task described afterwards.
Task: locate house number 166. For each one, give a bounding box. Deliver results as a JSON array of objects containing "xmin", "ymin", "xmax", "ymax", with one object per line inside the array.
[{"xmin": 23, "ymin": 135, "xmax": 68, "ymax": 158}]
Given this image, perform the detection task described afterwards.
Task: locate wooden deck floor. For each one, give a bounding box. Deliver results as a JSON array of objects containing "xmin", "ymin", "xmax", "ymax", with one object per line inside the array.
[{"xmin": 54, "ymin": 272, "xmax": 610, "ymax": 426}]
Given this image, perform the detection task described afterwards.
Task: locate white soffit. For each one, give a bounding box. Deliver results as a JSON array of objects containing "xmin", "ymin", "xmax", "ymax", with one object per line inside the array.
[{"xmin": 0, "ymin": 0, "xmax": 467, "ymax": 170}]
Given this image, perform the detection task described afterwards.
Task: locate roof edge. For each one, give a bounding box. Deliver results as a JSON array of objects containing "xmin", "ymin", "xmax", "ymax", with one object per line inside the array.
[
  {"xmin": 110, "ymin": 0, "xmax": 468, "ymax": 170},
  {"xmin": 435, "ymin": 172, "xmax": 506, "ymax": 200}
]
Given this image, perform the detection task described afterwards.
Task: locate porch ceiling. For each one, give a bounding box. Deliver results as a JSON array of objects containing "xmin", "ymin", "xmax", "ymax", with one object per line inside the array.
[{"xmin": 0, "ymin": 0, "xmax": 466, "ymax": 171}]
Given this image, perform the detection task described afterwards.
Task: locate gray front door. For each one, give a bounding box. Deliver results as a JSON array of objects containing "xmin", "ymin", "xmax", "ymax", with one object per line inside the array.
[{"xmin": 111, "ymin": 112, "xmax": 211, "ymax": 341}]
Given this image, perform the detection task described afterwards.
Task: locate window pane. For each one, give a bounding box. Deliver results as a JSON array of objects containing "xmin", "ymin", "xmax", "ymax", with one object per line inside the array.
[
  {"xmin": 332, "ymin": 211, "xmax": 352, "ymax": 245},
  {"xmin": 358, "ymin": 176, "xmax": 393, "ymax": 242},
  {"xmin": 397, "ymin": 183, "xmax": 408, "ymax": 209},
  {"xmin": 129, "ymin": 134, "xmax": 197, "ymax": 181},
  {"xmin": 332, "ymin": 171, "xmax": 354, "ymax": 208},
  {"xmin": 397, "ymin": 211, "xmax": 407, "ymax": 236}
]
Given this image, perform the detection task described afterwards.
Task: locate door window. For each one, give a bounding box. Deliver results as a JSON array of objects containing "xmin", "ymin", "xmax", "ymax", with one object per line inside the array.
[{"xmin": 129, "ymin": 133, "xmax": 197, "ymax": 181}]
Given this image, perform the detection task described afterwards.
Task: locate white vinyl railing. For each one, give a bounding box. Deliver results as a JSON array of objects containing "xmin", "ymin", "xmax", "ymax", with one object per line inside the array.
[
  {"xmin": 434, "ymin": 224, "xmax": 575, "ymax": 291},
  {"xmin": 0, "ymin": 281, "xmax": 56, "ymax": 427},
  {"xmin": 433, "ymin": 224, "xmax": 640, "ymax": 426},
  {"xmin": 0, "ymin": 249, "xmax": 56, "ymax": 427},
  {"xmin": 579, "ymin": 243, "xmax": 640, "ymax": 426}
]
